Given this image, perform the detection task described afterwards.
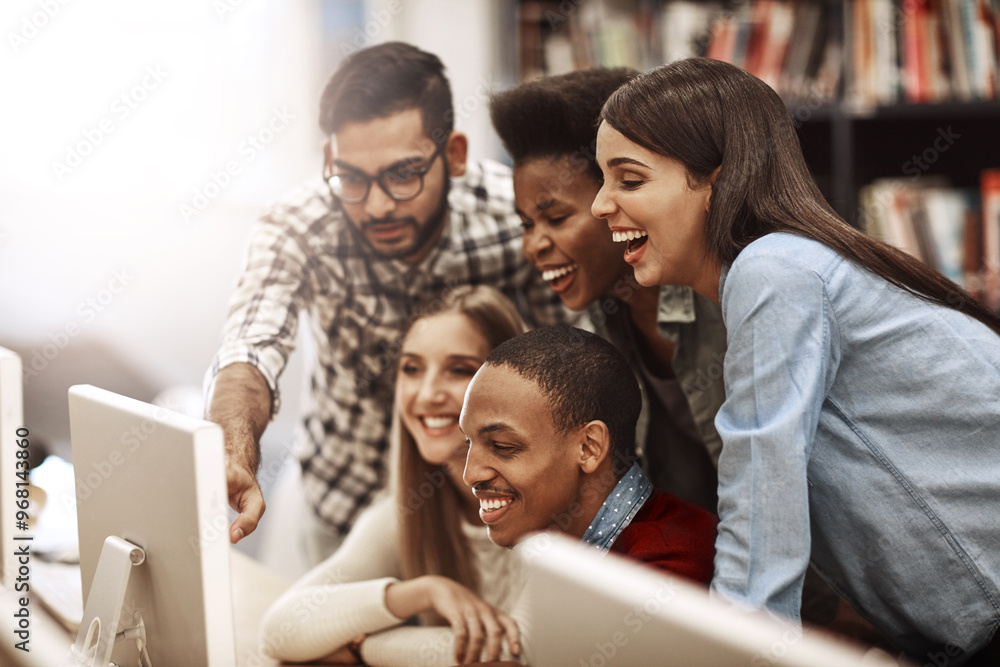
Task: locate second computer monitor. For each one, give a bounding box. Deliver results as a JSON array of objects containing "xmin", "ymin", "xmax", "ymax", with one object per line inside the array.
[{"xmin": 521, "ymin": 532, "xmax": 896, "ymax": 666}]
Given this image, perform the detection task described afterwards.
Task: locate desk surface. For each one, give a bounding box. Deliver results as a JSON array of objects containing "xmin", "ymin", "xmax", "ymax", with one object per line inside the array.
[{"xmin": 0, "ymin": 549, "xmax": 293, "ymax": 666}]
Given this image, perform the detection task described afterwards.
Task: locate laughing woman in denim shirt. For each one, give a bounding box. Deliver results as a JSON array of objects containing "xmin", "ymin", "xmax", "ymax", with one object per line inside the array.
[{"xmin": 590, "ymin": 57, "xmax": 1000, "ymax": 666}]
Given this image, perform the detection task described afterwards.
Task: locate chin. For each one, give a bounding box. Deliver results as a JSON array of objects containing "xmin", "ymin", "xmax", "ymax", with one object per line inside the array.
[
  {"xmin": 487, "ymin": 528, "xmax": 518, "ymax": 549},
  {"xmin": 564, "ymin": 288, "xmax": 601, "ymax": 313},
  {"xmin": 561, "ymin": 295, "xmax": 588, "ymax": 313},
  {"xmin": 415, "ymin": 443, "xmax": 458, "ymax": 466},
  {"xmin": 633, "ymin": 264, "xmax": 664, "ymax": 288}
]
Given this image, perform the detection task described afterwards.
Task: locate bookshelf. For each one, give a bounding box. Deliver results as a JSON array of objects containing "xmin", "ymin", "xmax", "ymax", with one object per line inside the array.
[{"xmin": 511, "ymin": 0, "xmax": 1000, "ymax": 302}]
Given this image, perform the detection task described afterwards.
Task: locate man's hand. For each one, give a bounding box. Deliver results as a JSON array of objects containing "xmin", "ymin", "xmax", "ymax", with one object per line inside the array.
[
  {"xmin": 206, "ymin": 362, "xmax": 273, "ymax": 544},
  {"xmin": 385, "ymin": 575, "xmax": 521, "ymax": 664},
  {"xmin": 226, "ymin": 460, "xmax": 265, "ymax": 543}
]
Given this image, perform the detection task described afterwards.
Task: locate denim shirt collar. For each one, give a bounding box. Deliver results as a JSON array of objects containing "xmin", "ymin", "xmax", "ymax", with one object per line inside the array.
[
  {"xmin": 718, "ymin": 264, "xmax": 731, "ymax": 297},
  {"xmin": 580, "ymin": 462, "xmax": 654, "ymax": 552}
]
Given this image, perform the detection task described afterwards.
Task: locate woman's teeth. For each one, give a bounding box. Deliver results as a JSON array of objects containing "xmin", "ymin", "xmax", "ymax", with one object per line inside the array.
[
  {"xmin": 541, "ymin": 264, "xmax": 578, "ymax": 282},
  {"xmin": 480, "ymin": 498, "xmax": 510, "ymax": 512},
  {"xmin": 612, "ymin": 229, "xmax": 648, "ymax": 243},
  {"xmin": 422, "ymin": 416, "xmax": 457, "ymax": 430}
]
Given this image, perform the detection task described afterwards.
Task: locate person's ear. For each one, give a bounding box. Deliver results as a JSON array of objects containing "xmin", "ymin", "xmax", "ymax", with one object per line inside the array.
[
  {"xmin": 445, "ymin": 131, "xmax": 468, "ymax": 178},
  {"xmin": 704, "ymin": 165, "xmax": 721, "ymax": 213},
  {"xmin": 322, "ymin": 140, "xmax": 334, "ymax": 179},
  {"xmin": 578, "ymin": 420, "xmax": 611, "ymax": 474}
]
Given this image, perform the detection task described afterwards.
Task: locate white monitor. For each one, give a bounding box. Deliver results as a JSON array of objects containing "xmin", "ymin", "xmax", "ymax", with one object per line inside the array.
[
  {"xmin": 0, "ymin": 346, "xmax": 25, "ymax": 590},
  {"xmin": 68, "ymin": 384, "xmax": 235, "ymax": 666},
  {"xmin": 519, "ymin": 532, "xmax": 899, "ymax": 667}
]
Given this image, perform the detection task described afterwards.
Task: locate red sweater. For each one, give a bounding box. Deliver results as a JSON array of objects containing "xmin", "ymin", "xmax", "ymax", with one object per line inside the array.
[{"xmin": 607, "ymin": 490, "xmax": 717, "ymax": 584}]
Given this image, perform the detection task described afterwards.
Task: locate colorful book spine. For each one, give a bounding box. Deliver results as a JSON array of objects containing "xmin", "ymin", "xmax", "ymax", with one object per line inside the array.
[{"xmin": 981, "ymin": 169, "xmax": 1000, "ymax": 309}]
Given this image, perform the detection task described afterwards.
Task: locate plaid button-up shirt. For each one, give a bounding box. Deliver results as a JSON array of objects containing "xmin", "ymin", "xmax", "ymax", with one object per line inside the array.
[{"xmin": 209, "ymin": 160, "xmax": 574, "ymax": 536}]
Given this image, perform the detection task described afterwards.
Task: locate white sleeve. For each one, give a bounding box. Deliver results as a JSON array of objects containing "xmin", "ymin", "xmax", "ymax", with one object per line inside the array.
[
  {"xmin": 258, "ymin": 497, "xmax": 407, "ymax": 662},
  {"xmin": 361, "ymin": 626, "xmax": 522, "ymax": 667}
]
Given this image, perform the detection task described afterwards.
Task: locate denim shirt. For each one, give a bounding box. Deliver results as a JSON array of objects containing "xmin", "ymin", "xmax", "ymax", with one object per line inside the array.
[
  {"xmin": 711, "ymin": 233, "xmax": 1000, "ymax": 660},
  {"xmin": 580, "ymin": 463, "xmax": 653, "ymax": 552}
]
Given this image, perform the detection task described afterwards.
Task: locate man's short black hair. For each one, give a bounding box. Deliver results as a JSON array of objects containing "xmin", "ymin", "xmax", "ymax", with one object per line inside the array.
[
  {"xmin": 484, "ymin": 325, "xmax": 640, "ymax": 474},
  {"xmin": 489, "ymin": 68, "xmax": 636, "ymax": 184},
  {"xmin": 319, "ymin": 41, "xmax": 453, "ymax": 145}
]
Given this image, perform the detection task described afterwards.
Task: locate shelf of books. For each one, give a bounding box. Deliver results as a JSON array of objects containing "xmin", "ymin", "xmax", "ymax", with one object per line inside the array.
[
  {"xmin": 515, "ymin": 0, "xmax": 1000, "ymax": 305},
  {"xmin": 517, "ymin": 0, "xmax": 999, "ymax": 108},
  {"xmin": 861, "ymin": 170, "xmax": 1000, "ymax": 307}
]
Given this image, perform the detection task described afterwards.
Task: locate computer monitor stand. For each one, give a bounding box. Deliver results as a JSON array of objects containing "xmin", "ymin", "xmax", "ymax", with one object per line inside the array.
[{"xmin": 66, "ymin": 536, "xmax": 148, "ymax": 667}]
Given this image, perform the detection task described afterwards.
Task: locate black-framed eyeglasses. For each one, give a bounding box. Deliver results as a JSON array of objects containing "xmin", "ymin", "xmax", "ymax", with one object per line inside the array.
[{"xmin": 324, "ymin": 143, "xmax": 445, "ymax": 205}]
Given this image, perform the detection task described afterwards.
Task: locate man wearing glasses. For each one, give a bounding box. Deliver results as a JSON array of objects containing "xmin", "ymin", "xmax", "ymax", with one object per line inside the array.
[{"xmin": 205, "ymin": 42, "xmax": 572, "ymax": 562}]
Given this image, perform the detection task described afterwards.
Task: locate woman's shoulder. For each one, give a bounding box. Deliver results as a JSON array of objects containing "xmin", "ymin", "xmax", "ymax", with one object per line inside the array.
[
  {"xmin": 739, "ymin": 232, "xmax": 839, "ymax": 265},
  {"xmin": 726, "ymin": 233, "xmax": 843, "ymax": 286},
  {"xmin": 719, "ymin": 233, "xmax": 852, "ymax": 319}
]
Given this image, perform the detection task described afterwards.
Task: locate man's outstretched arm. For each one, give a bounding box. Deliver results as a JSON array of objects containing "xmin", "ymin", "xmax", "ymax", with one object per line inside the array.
[{"xmin": 206, "ymin": 362, "xmax": 272, "ymax": 543}]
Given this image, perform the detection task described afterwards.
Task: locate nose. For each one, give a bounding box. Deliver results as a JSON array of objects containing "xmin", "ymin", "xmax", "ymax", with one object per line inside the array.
[
  {"xmin": 416, "ymin": 370, "xmax": 446, "ymax": 406},
  {"xmin": 463, "ymin": 441, "xmax": 491, "ymax": 488},
  {"xmin": 591, "ymin": 181, "xmax": 613, "ymax": 220},
  {"xmin": 364, "ymin": 182, "xmax": 396, "ymax": 219},
  {"xmin": 521, "ymin": 226, "xmax": 552, "ymax": 263}
]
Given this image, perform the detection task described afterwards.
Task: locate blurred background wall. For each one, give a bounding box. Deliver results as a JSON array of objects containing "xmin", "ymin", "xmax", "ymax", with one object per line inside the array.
[{"xmin": 0, "ymin": 0, "xmax": 510, "ymax": 555}]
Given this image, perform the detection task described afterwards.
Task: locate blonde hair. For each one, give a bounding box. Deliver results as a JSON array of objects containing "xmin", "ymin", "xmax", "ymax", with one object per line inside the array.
[{"xmin": 391, "ymin": 285, "xmax": 524, "ymax": 623}]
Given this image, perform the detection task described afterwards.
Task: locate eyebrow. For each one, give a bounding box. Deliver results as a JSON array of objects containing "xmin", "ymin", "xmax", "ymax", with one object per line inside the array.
[
  {"xmin": 449, "ymin": 354, "xmax": 484, "ymax": 364},
  {"xmin": 515, "ymin": 197, "xmax": 557, "ymax": 219},
  {"xmin": 607, "ymin": 157, "xmax": 651, "ymax": 169},
  {"xmin": 333, "ymin": 154, "xmax": 427, "ymax": 176},
  {"xmin": 477, "ymin": 423, "xmax": 516, "ymax": 436},
  {"xmin": 399, "ymin": 352, "xmax": 484, "ymax": 364}
]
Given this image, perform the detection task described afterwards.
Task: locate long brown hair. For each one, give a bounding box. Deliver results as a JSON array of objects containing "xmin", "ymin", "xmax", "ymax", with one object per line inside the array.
[
  {"xmin": 601, "ymin": 57, "xmax": 1000, "ymax": 336},
  {"xmin": 392, "ymin": 285, "xmax": 525, "ymax": 621}
]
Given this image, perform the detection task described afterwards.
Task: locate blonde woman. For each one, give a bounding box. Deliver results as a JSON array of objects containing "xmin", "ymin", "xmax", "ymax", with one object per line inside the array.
[{"xmin": 260, "ymin": 285, "xmax": 526, "ymax": 666}]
